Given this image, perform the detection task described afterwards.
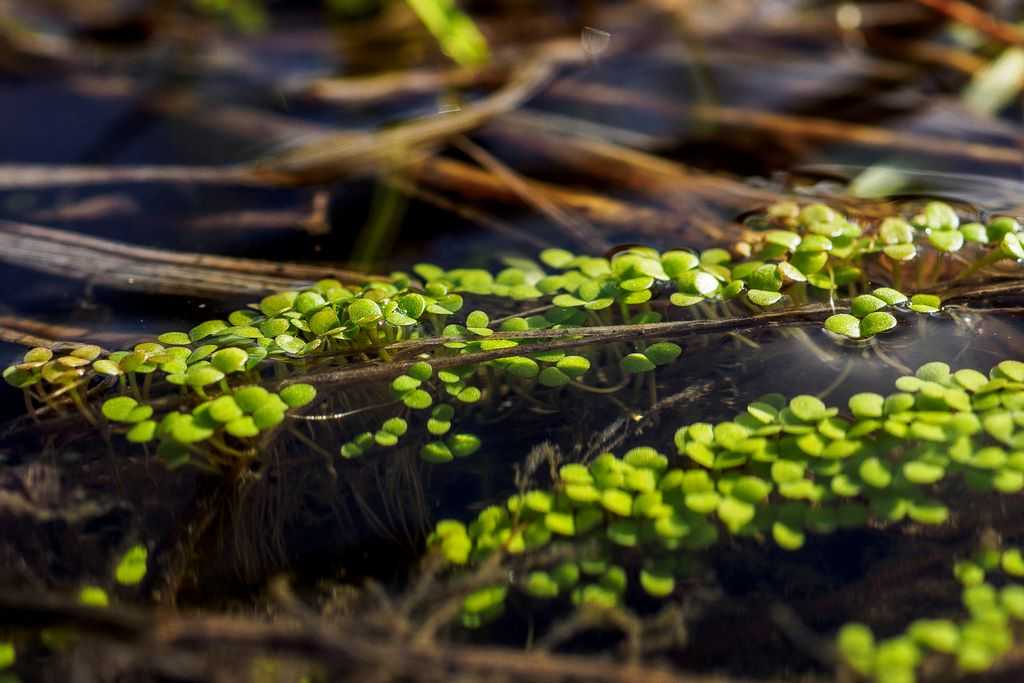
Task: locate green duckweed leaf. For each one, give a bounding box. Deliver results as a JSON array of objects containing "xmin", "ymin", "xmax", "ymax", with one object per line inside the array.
[
  {"xmin": 211, "ymin": 347, "xmax": 247, "ymax": 374},
  {"xmin": 859, "ymin": 457, "xmax": 893, "ymax": 488},
  {"xmin": 860, "ymin": 311, "xmax": 897, "ymax": 336},
  {"xmin": 670, "ymin": 293, "xmax": 704, "ymax": 307},
  {"xmin": 274, "ymin": 334, "xmax": 305, "ymax": 355},
  {"xmin": 909, "ymin": 619, "xmax": 959, "ymax": 654},
  {"xmin": 995, "ymin": 360, "xmax": 1024, "ymax": 382},
  {"xmin": 280, "ymin": 383, "xmax": 317, "ymax": 408},
  {"xmin": 717, "ymin": 496, "xmax": 755, "ymax": 533},
  {"xmin": 403, "ymin": 389, "xmax": 433, "ymax": 410},
  {"xmin": 392, "ymin": 374, "xmax": 421, "ymax": 394},
  {"xmin": 903, "ymin": 460, "xmax": 945, "ymax": 484},
  {"xmin": 256, "ymin": 315, "xmax": 290, "ymax": 337},
  {"xmin": 538, "ymin": 367, "xmax": 570, "ymax": 387},
  {"xmin": 825, "ymin": 313, "xmax": 860, "ymax": 339},
  {"xmin": 849, "ymin": 392, "xmax": 884, "ymax": 418},
  {"xmin": 850, "ymin": 294, "xmax": 887, "ymax": 318},
  {"xmin": 114, "ymin": 544, "xmax": 148, "ymax": 585},
  {"xmin": 837, "ymin": 623, "xmax": 875, "ymax": 675},
  {"xmin": 102, "ymin": 396, "xmax": 138, "ymax": 422},
  {"xmin": 309, "ymin": 308, "xmax": 341, "ymax": 335},
  {"xmin": 260, "ymin": 292, "xmax": 297, "ymax": 316},
  {"xmin": 928, "ymin": 229, "xmax": 964, "ymax": 252},
  {"xmin": 790, "ymin": 395, "xmax": 827, "ymax": 422},
  {"xmin": 661, "ymin": 250, "xmax": 699, "ymax": 277},
  {"xmin": 883, "ymin": 244, "xmax": 917, "ymax": 261},
  {"xmin": 540, "ymin": 248, "xmax": 574, "ymax": 268},
  {"xmin": 621, "ymin": 353, "xmax": 656, "ymax": 373},
  {"xmin": 644, "ymin": 342, "xmax": 682, "ymax": 365},
  {"xmin": 157, "ymin": 332, "xmax": 190, "ymax": 346},
  {"xmin": 189, "ymin": 320, "xmax": 228, "ymax": 341},
  {"xmin": 503, "ymin": 356, "xmax": 539, "ymax": 379},
  {"xmin": 873, "ymin": 287, "xmax": 908, "ymax": 305},
  {"xmin": 209, "ymin": 396, "xmax": 243, "ymax": 423},
  {"xmin": 78, "ymin": 586, "xmax": 109, "ymax": 608},
  {"xmin": 922, "ymin": 201, "xmax": 959, "ymax": 230},
  {"xmin": 909, "ymin": 294, "xmax": 941, "ymax": 313},
  {"xmin": 233, "ymin": 386, "xmax": 271, "ymax": 412},
  {"xmin": 226, "ymin": 416, "xmax": 259, "ymax": 438},
  {"xmin": 747, "ymin": 289, "xmax": 783, "ymax": 307},
  {"xmin": 170, "ymin": 414, "xmax": 214, "ymax": 444},
  {"xmin": 448, "ymin": 433, "xmax": 481, "ymax": 457},
  {"xmin": 407, "ymin": 361, "xmax": 433, "ymax": 381},
  {"xmin": 1000, "ymin": 232, "xmax": 1024, "ymax": 259},
  {"xmin": 186, "ymin": 365, "xmax": 225, "ymax": 388},
  {"xmin": 125, "ymin": 420, "xmax": 156, "ymax": 443},
  {"xmin": 961, "ymin": 222, "xmax": 989, "ymax": 243},
  {"xmin": 639, "ymin": 569, "xmax": 675, "ymax": 597},
  {"xmin": 676, "ymin": 271, "xmax": 719, "ymax": 296},
  {"xmin": 421, "ymin": 441, "xmax": 454, "ymax": 463},
  {"xmin": 916, "ymin": 361, "xmax": 951, "ymax": 383}
]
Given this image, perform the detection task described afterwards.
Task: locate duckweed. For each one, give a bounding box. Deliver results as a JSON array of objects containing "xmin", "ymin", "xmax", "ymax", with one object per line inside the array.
[{"xmin": 429, "ymin": 356, "xmax": 1024, "ymax": 629}]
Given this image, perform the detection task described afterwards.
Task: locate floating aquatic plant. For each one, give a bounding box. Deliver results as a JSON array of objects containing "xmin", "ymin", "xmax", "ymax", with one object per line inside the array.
[
  {"xmin": 839, "ymin": 542, "xmax": 1024, "ymax": 682},
  {"xmin": 114, "ymin": 545, "xmax": 148, "ymax": 586},
  {"xmin": 428, "ymin": 357, "xmax": 1024, "ymax": 627},
  {"xmin": 2, "ymin": 202, "xmax": 1020, "ymax": 478}
]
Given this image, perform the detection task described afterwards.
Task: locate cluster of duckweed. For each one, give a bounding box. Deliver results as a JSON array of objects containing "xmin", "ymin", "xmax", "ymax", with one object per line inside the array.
[
  {"xmin": 103, "ymin": 383, "xmax": 317, "ymax": 469},
  {"xmin": 430, "ymin": 358, "xmax": 1024, "ymax": 628},
  {"xmin": 1, "ymin": 331, "xmax": 320, "ymax": 470},
  {"xmin": 413, "ymin": 202, "xmax": 1017, "ymax": 341},
  {"xmin": 839, "ymin": 544, "xmax": 1024, "ymax": 683},
  {"xmin": 823, "ymin": 287, "xmax": 940, "ymax": 339},
  {"xmin": 2, "ymin": 275, "xmax": 453, "ymax": 401},
  {"xmin": 4, "ymin": 201, "xmax": 1021, "ymax": 469},
  {"xmin": 872, "ymin": 202, "xmax": 1024, "ymax": 260},
  {"xmin": 1, "ymin": 259, "xmax": 691, "ymax": 468}
]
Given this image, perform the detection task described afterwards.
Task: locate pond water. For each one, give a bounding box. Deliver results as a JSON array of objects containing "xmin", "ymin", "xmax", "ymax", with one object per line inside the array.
[{"xmin": 0, "ymin": 2, "xmax": 1023, "ymax": 683}]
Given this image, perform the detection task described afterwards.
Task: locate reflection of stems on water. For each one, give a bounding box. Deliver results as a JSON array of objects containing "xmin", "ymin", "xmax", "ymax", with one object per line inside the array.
[
  {"xmin": 569, "ymin": 377, "xmax": 630, "ymax": 394},
  {"xmin": 788, "ymin": 327, "xmax": 835, "ymax": 365},
  {"xmin": 158, "ymin": 475, "xmax": 233, "ymax": 608},
  {"xmin": 816, "ymin": 358, "xmax": 853, "ymax": 401},
  {"xmin": 508, "ymin": 378, "xmax": 559, "ymax": 413},
  {"xmin": 873, "ymin": 340, "xmax": 913, "ymax": 375},
  {"xmin": 949, "ymin": 249, "xmax": 1006, "ymax": 285},
  {"xmin": 729, "ymin": 331, "xmax": 760, "ymax": 349},
  {"xmin": 286, "ymin": 427, "xmax": 334, "ymax": 459}
]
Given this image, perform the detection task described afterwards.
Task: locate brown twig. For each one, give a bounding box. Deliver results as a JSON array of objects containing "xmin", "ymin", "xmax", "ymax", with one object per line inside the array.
[
  {"xmin": 410, "ymin": 156, "xmax": 674, "ymax": 232},
  {"xmin": 544, "ymin": 80, "xmax": 1024, "ymax": 167},
  {"xmin": 249, "ymin": 51, "xmax": 561, "ymax": 185},
  {"xmin": 0, "ymin": 590, "xmax": 749, "ymax": 683},
  {"xmin": 913, "ymin": 0, "xmax": 1024, "ymax": 45},
  {"xmin": 0, "ymin": 315, "xmax": 131, "ymax": 349},
  {"xmin": 452, "ymin": 135, "xmax": 611, "ymax": 251},
  {"xmin": 385, "ymin": 176, "xmax": 554, "ymax": 250},
  {"xmin": 0, "ymin": 220, "xmax": 375, "ymax": 298},
  {"xmin": 283, "ymin": 305, "xmax": 835, "ymax": 389}
]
